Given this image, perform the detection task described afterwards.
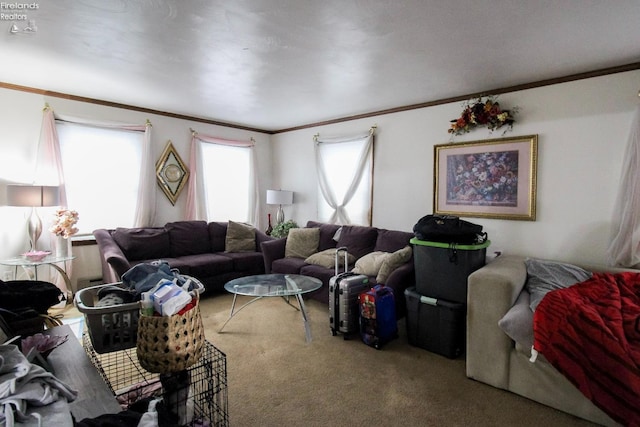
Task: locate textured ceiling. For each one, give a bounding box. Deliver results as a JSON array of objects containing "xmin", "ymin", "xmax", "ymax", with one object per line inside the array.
[{"xmin": 1, "ymin": 0, "xmax": 639, "ymax": 132}]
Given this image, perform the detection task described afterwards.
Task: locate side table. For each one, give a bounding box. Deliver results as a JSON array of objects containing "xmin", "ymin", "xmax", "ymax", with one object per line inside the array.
[{"xmin": 0, "ymin": 255, "xmax": 74, "ymax": 301}]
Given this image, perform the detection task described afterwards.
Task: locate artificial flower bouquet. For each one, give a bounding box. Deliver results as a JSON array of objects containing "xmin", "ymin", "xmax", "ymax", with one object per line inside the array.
[{"xmin": 50, "ymin": 208, "xmax": 79, "ymax": 238}]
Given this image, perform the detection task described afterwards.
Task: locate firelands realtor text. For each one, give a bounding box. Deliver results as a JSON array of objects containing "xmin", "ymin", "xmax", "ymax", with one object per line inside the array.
[{"xmin": 1, "ymin": 2, "xmax": 38, "ymax": 21}]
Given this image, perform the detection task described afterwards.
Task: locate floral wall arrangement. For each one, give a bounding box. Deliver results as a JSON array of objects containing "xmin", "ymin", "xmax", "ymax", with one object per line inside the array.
[{"xmin": 448, "ymin": 95, "xmax": 518, "ymax": 136}]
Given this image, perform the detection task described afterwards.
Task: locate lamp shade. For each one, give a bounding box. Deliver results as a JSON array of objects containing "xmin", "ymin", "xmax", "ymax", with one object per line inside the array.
[
  {"xmin": 266, "ymin": 190, "xmax": 293, "ymax": 206},
  {"xmin": 7, "ymin": 185, "xmax": 60, "ymax": 207}
]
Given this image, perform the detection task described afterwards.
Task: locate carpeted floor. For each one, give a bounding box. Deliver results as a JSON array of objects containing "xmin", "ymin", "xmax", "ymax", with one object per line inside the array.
[
  {"xmin": 197, "ymin": 292, "xmax": 598, "ymax": 427},
  {"xmin": 61, "ymin": 292, "xmax": 600, "ymax": 426}
]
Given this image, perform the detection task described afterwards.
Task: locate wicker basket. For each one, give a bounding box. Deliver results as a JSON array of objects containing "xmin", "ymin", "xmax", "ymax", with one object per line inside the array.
[
  {"xmin": 74, "ymin": 283, "xmax": 140, "ymax": 354},
  {"xmin": 136, "ymin": 291, "xmax": 204, "ymax": 373}
]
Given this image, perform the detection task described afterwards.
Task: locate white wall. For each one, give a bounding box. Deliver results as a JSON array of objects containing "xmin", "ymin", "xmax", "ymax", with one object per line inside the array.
[
  {"xmin": 271, "ymin": 70, "xmax": 640, "ymax": 266},
  {"xmin": 0, "ymin": 88, "xmax": 273, "ymax": 288},
  {"xmin": 1, "ymin": 69, "xmax": 637, "ymax": 288}
]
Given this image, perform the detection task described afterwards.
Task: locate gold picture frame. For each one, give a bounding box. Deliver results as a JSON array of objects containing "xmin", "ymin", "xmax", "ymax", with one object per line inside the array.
[
  {"xmin": 156, "ymin": 141, "xmax": 189, "ymax": 205},
  {"xmin": 434, "ymin": 134, "xmax": 538, "ymax": 221}
]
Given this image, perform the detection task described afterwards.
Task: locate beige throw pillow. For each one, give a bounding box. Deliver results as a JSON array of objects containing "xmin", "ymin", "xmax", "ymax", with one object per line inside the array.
[
  {"xmin": 305, "ymin": 248, "xmax": 356, "ymax": 270},
  {"xmin": 225, "ymin": 221, "xmax": 256, "ymax": 252},
  {"xmin": 376, "ymin": 245, "xmax": 412, "ymax": 284},
  {"xmin": 285, "ymin": 228, "xmax": 320, "ymax": 259},
  {"xmin": 352, "ymin": 251, "xmax": 391, "ymax": 277}
]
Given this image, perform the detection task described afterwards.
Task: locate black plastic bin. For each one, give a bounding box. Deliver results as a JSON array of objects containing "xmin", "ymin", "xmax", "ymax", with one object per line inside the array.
[
  {"xmin": 404, "ymin": 286, "xmax": 465, "ymax": 358},
  {"xmin": 410, "ymin": 238, "xmax": 490, "ymax": 304}
]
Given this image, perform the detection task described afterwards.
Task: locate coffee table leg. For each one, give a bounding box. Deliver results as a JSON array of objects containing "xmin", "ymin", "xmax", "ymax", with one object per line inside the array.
[
  {"xmin": 219, "ymin": 294, "xmax": 264, "ymax": 333},
  {"xmin": 295, "ymin": 293, "xmax": 312, "ymax": 343}
]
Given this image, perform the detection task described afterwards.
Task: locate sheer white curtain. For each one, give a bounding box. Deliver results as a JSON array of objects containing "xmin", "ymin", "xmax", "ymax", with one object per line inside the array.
[
  {"xmin": 607, "ymin": 105, "xmax": 640, "ymax": 267},
  {"xmin": 315, "ymin": 130, "xmax": 374, "ymax": 225},
  {"xmin": 35, "ymin": 107, "xmax": 154, "ymax": 296},
  {"xmin": 39, "ymin": 109, "xmax": 155, "ymax": 227},
  {"xmin": 185, "ymin": 131, "xmax": 259, "ymax": 224}
]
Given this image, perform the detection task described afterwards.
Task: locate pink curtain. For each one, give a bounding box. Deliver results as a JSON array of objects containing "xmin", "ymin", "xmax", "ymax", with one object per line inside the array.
[{"xmin": 185, "ymin": 131, "xmax": 259, "ymax": 224}]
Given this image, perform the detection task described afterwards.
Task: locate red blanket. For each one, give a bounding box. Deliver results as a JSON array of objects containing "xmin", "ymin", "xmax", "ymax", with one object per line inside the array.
[{"xmin": 533, "ymin": 272, "xmax": 640, "ymax": 427}]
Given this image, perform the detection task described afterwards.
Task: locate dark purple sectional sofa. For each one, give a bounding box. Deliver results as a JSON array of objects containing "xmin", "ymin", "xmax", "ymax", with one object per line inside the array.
[
  {"xmin": 93, "ymin": 220, "xmax": 274, "ymax": 293},
  {"xmin": 261, "ymin": 221, "xmax": 416, "ymax": 318}
]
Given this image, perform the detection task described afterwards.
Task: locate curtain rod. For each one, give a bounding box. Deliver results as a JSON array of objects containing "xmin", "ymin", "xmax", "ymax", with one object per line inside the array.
[{"xmin": 314, "ymin": 125, "xmax": 377, "ymax": 142}]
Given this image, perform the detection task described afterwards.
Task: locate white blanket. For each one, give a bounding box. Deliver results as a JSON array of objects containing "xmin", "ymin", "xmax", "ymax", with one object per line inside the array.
[{"xmin": 0, "ymin": 344, "xmax": 77, "ymax": 427}]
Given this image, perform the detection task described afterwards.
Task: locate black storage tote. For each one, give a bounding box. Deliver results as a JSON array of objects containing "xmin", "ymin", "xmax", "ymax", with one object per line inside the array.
[
  {"xmin": 410, "ymin": 238, "xmax": 490, "ymax": 304},
  {"xmin": 404, "ymin": 287, "xmax": 465, "ymax": 359}
]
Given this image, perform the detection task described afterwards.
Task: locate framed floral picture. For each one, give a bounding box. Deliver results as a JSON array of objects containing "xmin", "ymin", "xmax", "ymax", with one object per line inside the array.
[{"xmin": 434, "ymin": 135, "xmax": 538, "ymax": 221}]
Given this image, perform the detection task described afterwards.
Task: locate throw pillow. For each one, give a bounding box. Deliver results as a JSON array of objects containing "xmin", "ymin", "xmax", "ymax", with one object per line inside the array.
[
  {"xmin": 525, "ymin": 258, "xmax": 592, "ymax": 311},
  {"xmin": 285, "ymin": 228, "xmax": 320, "ymax": 259},
  {"xmin": 225, "ymin": 221, "xmax": 256, "ymax": 252},
  {"xmin": 498, "ymin": 290, "xmax": 534, "ymax": 350},
  {"xmin": 305, "ymin": 248, "xmax": 355, "ymax": 269},
  {"xmin": 376, "ymin": 245, "xmax": 413, "ymax": 283},
  {"xmin": 336, "ymin": 226, "xmax": 378, "ymax": 260},
  {"xmin": 352, "ymin": 251, "xmax": 390, "ymax": 276}
]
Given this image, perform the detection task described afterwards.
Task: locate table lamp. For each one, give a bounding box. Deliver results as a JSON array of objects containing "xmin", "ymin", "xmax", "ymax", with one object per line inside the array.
[
  {"xmin": 7, "ymin": 184, "xmax": 60, "ymax": 251},
  {"xmin": 266, "ymin": 190, "xmax": 293, "ymax": 224}
]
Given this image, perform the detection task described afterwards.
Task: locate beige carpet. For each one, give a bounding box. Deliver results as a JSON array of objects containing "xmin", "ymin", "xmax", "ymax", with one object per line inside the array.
[{"xmin": 194, "ymin": 292, "xmax": 598, "ymax": 427}]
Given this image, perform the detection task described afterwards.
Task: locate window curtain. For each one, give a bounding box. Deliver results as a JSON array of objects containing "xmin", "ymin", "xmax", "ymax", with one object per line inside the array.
[
  {"xmin": 315, "ymin": 130, "xmax": 374, "ymax": 225},
  {"xmin": 185, "ymin": 131, "xmax": 259, "ymax": 225},
  {"xmin": 36, "ymin": 107, "xmax": 153, "ymax": 296},
  {"xmin": 38, "ymin": 108, "xmax": 155, "ymax": 226},
  {"xmin": 607, "ymin": 105, "xmax": 640, "ymax": 268}
]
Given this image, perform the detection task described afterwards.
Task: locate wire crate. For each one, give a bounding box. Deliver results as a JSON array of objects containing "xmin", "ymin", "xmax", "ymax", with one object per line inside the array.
[{"xmin": 83, "ymin": 333, "xmax": 229, "ymax": 427}]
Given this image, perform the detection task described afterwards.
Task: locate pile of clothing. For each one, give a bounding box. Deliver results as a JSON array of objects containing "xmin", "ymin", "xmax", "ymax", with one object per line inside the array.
[{"xmin": 0, "ymin": 344, "xmax": 77, "ymax": 426}]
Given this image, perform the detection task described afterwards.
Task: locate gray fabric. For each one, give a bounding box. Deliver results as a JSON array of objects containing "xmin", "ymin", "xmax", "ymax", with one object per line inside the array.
[
  {"xmin": 524, "ymin": 258, "xmax": 592, "ymax": 311},
  {"xmin": 0, "ymin": 344, "xmax": 77, "ymax": 426},
  {"xmin": 498, "ymin": 290, "xmax": 534, "ymax": 350}
]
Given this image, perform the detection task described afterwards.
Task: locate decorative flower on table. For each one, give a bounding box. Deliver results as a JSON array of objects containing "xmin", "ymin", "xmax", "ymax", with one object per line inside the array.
[
  {"xmin": 50, "ymin": 209, "xmax": 79, "ymax": 238},
  {"xmin": 448, "ymin": 96, "xmax": 518, "ymax": 136}
]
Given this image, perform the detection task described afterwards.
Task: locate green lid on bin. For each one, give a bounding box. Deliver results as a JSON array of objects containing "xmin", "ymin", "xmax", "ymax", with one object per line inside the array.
[{"xmin": 409, "ymin": 237, "xmax": 491, "ymax": 250}]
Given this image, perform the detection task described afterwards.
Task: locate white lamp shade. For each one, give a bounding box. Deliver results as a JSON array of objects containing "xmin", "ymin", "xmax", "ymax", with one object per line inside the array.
[
  {"xmin": 7, "ymin": 185, "xmax": 60, "ymax": 207},
  {"xmin": 266, "ymin": 190, "xmax": 293, "ymax": 205}
]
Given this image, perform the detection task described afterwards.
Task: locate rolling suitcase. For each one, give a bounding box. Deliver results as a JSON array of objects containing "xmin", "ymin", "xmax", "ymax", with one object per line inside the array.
[
  {"xmin": 359, "ymin": 284, "xmax": 398, "ymax": 349},
  {"xmin": 329, "ymin": 247, "xmax": 370, "ymax": 338}
]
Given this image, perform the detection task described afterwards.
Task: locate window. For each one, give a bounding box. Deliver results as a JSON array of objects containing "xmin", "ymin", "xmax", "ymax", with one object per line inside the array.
[
  {"xmin": 56, "ymin": 121, "xmax": 145, "ymax": 233},
  {"xmin": 316, "ymin": 133, "xmax": 373, "ymax": 225},
  {"xmin": 200, "ymin": 142, "xmax": 252, "ymax": 222}
]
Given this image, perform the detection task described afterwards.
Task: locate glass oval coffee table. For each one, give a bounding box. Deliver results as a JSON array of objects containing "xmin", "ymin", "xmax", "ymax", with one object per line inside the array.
[{"xmin": 218, "ymin": 274, "xmax": 322, "ymax": 343}]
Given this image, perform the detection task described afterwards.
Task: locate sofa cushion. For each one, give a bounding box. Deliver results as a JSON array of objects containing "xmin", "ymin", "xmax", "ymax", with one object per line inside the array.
[
  {"xmin": 337, "ymin": 225, "xmax": 378, "ymax": 260},
  {"xmin": 285, "ymin": 228, "xmax": 320, "ymax": 259},
  {"xmin": 525, "ymin": 258, "xmax": 592, "ymax": 311},
  {"xmin": 376, "ymin": 245, "xmax": 413, "ymax": 284},
  {"xmin": 352, "ymin": 251, "xmax": 390, "ymax": 276},
  {"xmin": 208, "ymin": 222, "xmax": 227, "ymax": 252},
  {"xmin": 498, "ymin": 289, "xmax": 534, "ymax": 350},
  {"xmin": 112, "ymin": 227, "xmax": 170, "ymax": 261},
  {"xmin": 166, "ymin": 221, "xmax": 211, "ymax": 257},
  {"xmin": 306, "ymin": 221, "xmax": 341, "ymax": 251},
  {"xmin": 272, "ymin": 257, "xmax": 306, "ymax": 274},
  {"xmin": 305, "ymin": 248, "xmax": 355, "ymax": 270},
  {"xmin": 171, "ymin": 253, "xmax": 234, "ymax": 277},
  {"xmin": 225, "ymin": 221, "xmax": 256, "ymax": 252},
  {"xmin": 299, "ymin": 264, "xmax": 336, "ymax": 287},
  {"xmin": 374, "ymin": 229, "xmax": 414, "ymax": 253},
  {"xmin": 221, "ymin": 252, "xmax": 265, "ymax": 273}
]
